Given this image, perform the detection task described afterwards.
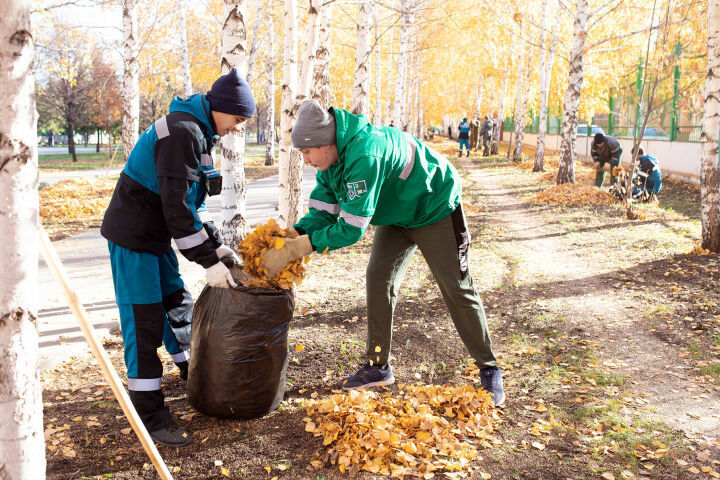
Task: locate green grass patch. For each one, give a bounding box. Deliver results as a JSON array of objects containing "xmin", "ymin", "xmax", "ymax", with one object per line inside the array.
[{"xmin": 39, "ymin": 152, "xmax": 117, "ymax": 171}]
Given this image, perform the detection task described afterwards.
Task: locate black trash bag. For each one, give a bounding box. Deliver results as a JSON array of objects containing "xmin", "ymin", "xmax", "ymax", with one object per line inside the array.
[{"xmin": 187, "ymin": 265, "xmax": 294, "ymax": 419}]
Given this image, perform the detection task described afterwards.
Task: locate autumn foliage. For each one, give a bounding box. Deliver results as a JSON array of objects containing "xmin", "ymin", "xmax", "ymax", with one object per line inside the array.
[
  {"xmin": 304, "ymin": 384, "xmax": 500, "ymax": 478},
  {"xmin": 40, "ymin": 178, "xmax": 114, "ymax": 222},
  {"xmin": 238, "ymin": 218, "xmax": 309, "ymax": 290},
  {"xmin": 530, "ymin": 183, "xmax": 616, "ymax": 206}
]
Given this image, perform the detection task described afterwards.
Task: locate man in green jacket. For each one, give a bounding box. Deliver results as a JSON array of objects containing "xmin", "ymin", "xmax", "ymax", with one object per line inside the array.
[
  {"xmin": 261, "ymin": 100, "xmax": 505, "ymax": 406},
  {"xmin": 591, "ymin": 133, "xmax": 623, "ymax": 188}
]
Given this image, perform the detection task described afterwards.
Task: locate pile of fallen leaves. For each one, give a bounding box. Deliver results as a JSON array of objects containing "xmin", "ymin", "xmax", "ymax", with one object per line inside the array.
[
  {"xmin": 685, "ymin": 244, "xmax": 713, "ymax": 256},
  {"xmin": 529, "ymin": 183, "xmax": 615, "ymax": 206},
  {"xmin": 40, "ymin": 178, "xmax": 115, "ymax": 222},
  {"xmin": 304, "ymin": 384, "xmax": 500, "ymax": 478},
  {"xmin": 238, "ymin": 218, "xmax": 310, "ymax": 289}
]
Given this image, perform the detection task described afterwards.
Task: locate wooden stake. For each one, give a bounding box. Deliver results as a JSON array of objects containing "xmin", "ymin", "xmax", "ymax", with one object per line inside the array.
[{"xmin": 38, "ymin": 226, "xmax": 174, "ymax": 480}]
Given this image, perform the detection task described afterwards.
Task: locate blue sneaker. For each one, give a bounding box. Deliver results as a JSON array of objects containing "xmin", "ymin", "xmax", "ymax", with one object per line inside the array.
[
  {"xmin": 339, "ymin": 363, "xmax": 395, "ymax": 389},
  {"xmin": 480, "ymin": 366, "xmax": 505, "ymax": 406}
]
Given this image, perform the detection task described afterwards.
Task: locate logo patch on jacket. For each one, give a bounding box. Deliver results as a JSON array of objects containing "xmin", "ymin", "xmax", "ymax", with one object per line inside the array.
[{"xmin": 347, "ymin": 180, "xmax": 368, "ymax": 200}]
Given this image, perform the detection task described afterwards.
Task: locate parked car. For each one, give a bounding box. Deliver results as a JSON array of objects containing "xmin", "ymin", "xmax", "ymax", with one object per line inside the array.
[
  {"xmin": 626, "ymin": 127, "xmax": 670, "ymax": 141},
  {"xmin": 576, "ymin": 124, "xmax": 606, "ymax": 137}
]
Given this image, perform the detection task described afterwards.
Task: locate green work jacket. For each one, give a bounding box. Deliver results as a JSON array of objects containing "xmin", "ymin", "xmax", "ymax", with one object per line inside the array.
[{"xmin": 295, "ymin": 108, "xmax": 462, "ymax": 252}]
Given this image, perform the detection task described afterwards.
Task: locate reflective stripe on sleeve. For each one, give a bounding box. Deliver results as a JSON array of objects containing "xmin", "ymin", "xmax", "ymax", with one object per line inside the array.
[
  {"xmin": 399, "ymin": 132, "xmax": 416, "ymax": 180},
  {"xmin": 174, "ymin": 228, "xmax": 210, "ymax": 249},
  {"xmin": 155, "ymin": 116, "xmax": 170, "ymax": 139},
  {"xmin": 171, "ymin": 350, "xmax": 190, "ymax": 363},
  {"xmin": 128, "ymin": 377, "xmax": 162, "ymax": 391},
  {"xmin": 309, "ymin": 198, "xmax": 341, "ymax": 215},
  {"xmin": 200, "ymin": 153, "xmax": 213, "ymax": 166},
  {"xmin": 198, "ymin": 210, "xmax": 211, "ymax": 223},
  {"xmin": 340, "ymin": 210, "xmax": 372, "ymax": 229}
]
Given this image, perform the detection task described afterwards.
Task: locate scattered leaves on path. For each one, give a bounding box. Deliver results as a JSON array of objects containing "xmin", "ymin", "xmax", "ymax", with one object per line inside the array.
[{"xmin": 529, "ymin": 183, "xmax": 615, "ymax": 206}]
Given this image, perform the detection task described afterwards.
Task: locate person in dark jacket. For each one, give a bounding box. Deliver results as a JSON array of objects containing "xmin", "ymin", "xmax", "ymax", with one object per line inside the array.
[
  {"xmin": 479, "ymin": 116, "xmax": 494, "ymax": 156},
  {"xmin": 458, "ymin": 117, "xmax": 471, "ymax": 157},
  {"xmin": 591, "ymin": 133, "xmax": 623, "ymax": 188},
  {"xmin": 631, "ymin": 147, "xmax": 662, "ymax": 198},
  {"xmin": 101, "ymin": 68, "xmax": 255, "ymax": 447}
]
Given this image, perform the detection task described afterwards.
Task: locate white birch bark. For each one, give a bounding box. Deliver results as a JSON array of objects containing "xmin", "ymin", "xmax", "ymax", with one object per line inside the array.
[
  {"xmin": 373, "ymin": 3, "xmax": 382, "ymax": 124},
  {"xmin": 279, "ymin": 0, "xmax": 301, "ymax": 228},
  {"xmin": 511, "ymin": 48, "xmax": 527, "ymax": 162},
  {"xmin": 0, "ymin": 2, "xmax": 44, "ymax": 477},
  {"xmin": 246, "ymin": 0, "xmax": 265, "ymax": 85},
  {"xmin": 121, "ymin": 0, "xmax": 139, "ymax": 162},
  {"xmin": 393, "ymin": 0, "xmax": 412, "ymax": 129},
  {"xmin": 265, "ymin": 9, "xmax": 275, "ymax": 166},
  {"xmin": 534, "ymin": 0, "xmax": 558, "ymax": 172},
  {"xmin": 491, "ymin": 70, "xmax": 509, "ymax": 154},
  {"xmin": 557, "ymin": 0, "xmax": 589, "ymax": 184},
  {"xmin": 297, "ymin": 0, "xmax": 319, "ymax": 101},
  {"xmin": 220, "ymin": 0, "xmax": 249, "ymax": 248},
  {"xmin": 385, "ymin": 16, "xmax": 394, "ymax": 124},
  {"xmin": 352, "ymin": 0, "xmax": 373, "ymax": 116},
  {"xmin": 701, "ymin": 0, "xmax": 720, "ymax": 251},
  {"xmin": 311, "ymin": 1, "xmax": 331, "ymax": 108},
  {"xmin": 177, "ymin": 0, "xmax": 193, "ymax": 97}
]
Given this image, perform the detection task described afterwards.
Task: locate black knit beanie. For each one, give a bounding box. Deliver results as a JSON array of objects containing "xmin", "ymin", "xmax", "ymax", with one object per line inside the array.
[{"xmin": 206, "ymin": 68, "xmax": 256, "ymax": 118}]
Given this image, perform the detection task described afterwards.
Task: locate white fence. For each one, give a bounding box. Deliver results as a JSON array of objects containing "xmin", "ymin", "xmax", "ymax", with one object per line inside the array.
[{"xmin": 520, "ymin": 132, "xmax": 701, "ymax": 184}]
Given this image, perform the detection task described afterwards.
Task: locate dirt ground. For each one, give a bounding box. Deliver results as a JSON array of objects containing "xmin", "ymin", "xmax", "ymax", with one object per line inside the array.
[{"xmin": 42, "ymin": 140, "xmax": 720, "ymax": 480}]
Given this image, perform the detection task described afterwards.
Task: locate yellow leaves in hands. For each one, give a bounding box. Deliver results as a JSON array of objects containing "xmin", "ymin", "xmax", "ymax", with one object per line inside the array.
[
  {"xmin": 303, "ymin": 384, "xmax": 498, "ymax": 478},
  {"xmin": 238, "ymin": 219, "xmax": 308, "ymax": 290}
]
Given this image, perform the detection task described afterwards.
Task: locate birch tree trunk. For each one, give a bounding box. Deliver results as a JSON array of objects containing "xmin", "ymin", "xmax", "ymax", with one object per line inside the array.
[
  {"xmin": 491, "ymin": 70, "xmax": 509, "ymax": 154},
  {"xmin": 297, "ymin": 0, "xmax": 319, "ymax": 101},
  {"xmin": 512, "ymin": 49, "xmax": 529, "ymax": 162},
  {"xmin": 279, "ymin": 0, "xmax": 302, "ymax": 228},
  {"xmin": 532, "ymin": 0, "xmax": 549, "ymax": 171},
  {"xmin": 352, "ymin": 0, "xmax": 373, "ymax": 116},
  {"xmin": 534, "ymin": 4, "xmax": 558, "ymax": 172},
  {"xmin": 121, "ymin": 0, "xmax": 139, "ymax": 162},
  {"xmin": 701, "ymin": 0, "xmax": 720, "ymax": 251},
  {"xmin": 385, "ymin": 16, "xmax": 394, "ymax": 124},
  {"xmin": 177, "ymin": 0, "xmax": 193, "ymax": 97},
  {"xmin": 556, "ymin": 0, "xmax": 589, "ymax": 184},
  {"xmin": 220, "ymin": 0, "xmax": 249, "ymax": 248},
  {"xmin": 311, "ymin": 2, "xmax": 331, "ymax": 109},
  {"xmin": 0, "ymin": 2, "xmax": 44, "ymax": 477},
  {"xmin": 393, "ymin": 0, "xmax": 412, "ymax": 129},
  {"xmin": 373, "ymin": 3, "xmax": 382, "ymax": 124},
  {"xmin": 265, "ymin": 10, "xmax": 275, "ymax": 166},
  {"xmin": 246, "ymin": 0, "xmax": 265, "ymax": 85}
]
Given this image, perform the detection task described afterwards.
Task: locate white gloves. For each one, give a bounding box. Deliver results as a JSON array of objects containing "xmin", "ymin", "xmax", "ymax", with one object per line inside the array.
[
  {"xmin": 205, "ymin": 261, "xmax": 238, "ymax": 288},
  {"xmin": 216, "ymin": 245, "xmax": 241, "ymax": 265}
]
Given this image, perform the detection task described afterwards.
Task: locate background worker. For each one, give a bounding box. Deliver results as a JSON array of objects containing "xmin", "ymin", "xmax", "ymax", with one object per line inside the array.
[
  {"xmin": 632, "ymin": 146, "xmax": 662, "ymax": 198},
  {"xmin": 101, "ymin": 68, "xmax": 255, "ymax": 447},
  {"xmin": 458, "ymin": 117, "xmax": 471, "ymax": 157},
  {"xmin": 591, "ymin": 133, "xmax": 623, "ymax": 188},
  {"xmin": 479, "ymin": 115, "xmax": 494, "ymax": 157},
  {"xmin": 260, "ymin": 100, "xmax": 505, "ymax": 406}
]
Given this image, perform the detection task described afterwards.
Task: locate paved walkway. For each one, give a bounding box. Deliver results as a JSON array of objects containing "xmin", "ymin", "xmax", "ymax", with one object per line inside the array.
[{"xmin": 38, "ymin": 167, "xmax": 316, "ymax": 371}]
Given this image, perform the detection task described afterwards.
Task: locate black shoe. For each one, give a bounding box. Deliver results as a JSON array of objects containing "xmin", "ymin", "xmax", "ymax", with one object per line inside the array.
[
  {"xmin": 479, "ymin": 366, "xmax": 505, "ymax": 406},
  {"xmin": 339, "ymin": 363, "xmax": 395, "ymax": 389},
  {"xmin": 177, "ymin": 361, "xmax": 188, "ymax": 381},
  {"xmin": 149, "ymin": 423, "xmax": 192, "ymax": 447},
  {"xmin": 466, "ymin": 150, "xmax": 470, "ymax": 157}
]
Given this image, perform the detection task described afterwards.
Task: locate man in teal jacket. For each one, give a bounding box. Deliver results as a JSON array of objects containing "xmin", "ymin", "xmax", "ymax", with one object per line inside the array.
[
  {"xmin": 102, "ymin": 68, "xmax": 255, "ymax": 446},
  {"xmin": 261, "ymin": 100, "xmax": 505, "ymax": 406}
]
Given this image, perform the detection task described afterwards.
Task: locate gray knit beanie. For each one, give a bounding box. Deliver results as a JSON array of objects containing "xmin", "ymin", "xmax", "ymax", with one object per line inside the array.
[{"xmin": 291, "ymin": 100, "xmax": 336, "ymax": 148}]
